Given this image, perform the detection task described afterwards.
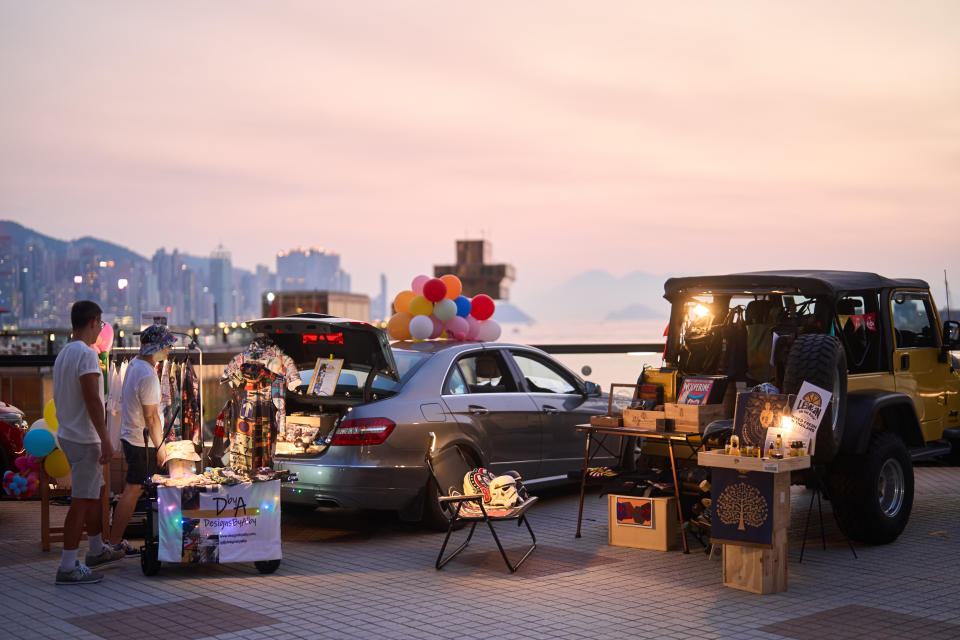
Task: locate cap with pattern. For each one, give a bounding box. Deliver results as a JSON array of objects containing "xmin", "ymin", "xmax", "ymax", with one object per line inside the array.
[{"xmin": 139, "ymin": 324, "xmax": 177, "ymax": 355}]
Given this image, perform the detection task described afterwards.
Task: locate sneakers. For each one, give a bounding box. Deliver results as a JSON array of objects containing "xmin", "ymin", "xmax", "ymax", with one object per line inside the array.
[
  {"xmin": 112, "ymin": 540, "xmax": 140, "ymax": 558},
  {"xmin": 85, "ymin": 545, "xmax": 126, "ymax": 569},
  {"xmin": 55, "ymin": 561, "xmax": 103, "ymax": 585}
]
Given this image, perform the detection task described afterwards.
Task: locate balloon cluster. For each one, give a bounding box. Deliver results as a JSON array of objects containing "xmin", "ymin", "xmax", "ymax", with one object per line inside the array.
[
  {"xmin": 4, "ymin": 400, "xmax": 73, "ymax": 499},
  {"xmin": 387, "ymin": 274, "xmax": 502, "ymax": 342},
  {"xmin": 92, "ymin": 323, "xmax": 114, "ymax": 354}
]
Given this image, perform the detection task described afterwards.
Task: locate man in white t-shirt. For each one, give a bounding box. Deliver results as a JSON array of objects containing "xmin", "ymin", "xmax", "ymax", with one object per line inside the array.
[
  {"xmin": 107, "ymin": 324, "xmax": 176, "ymax": 555},
  {"xmin": 53, "ymin": 301, "xmax": 126, "ymax": 585}
]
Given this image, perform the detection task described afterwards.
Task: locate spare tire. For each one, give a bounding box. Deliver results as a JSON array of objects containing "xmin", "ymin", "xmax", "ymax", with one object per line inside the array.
[{"xmin": 782, "ymin": 334, "xmax": 847, "ymax": 463}]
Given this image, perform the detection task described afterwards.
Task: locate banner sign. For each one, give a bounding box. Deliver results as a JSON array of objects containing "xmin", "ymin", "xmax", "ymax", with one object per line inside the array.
[
  {"xmin": 157, "ymin": 480, "xmax": 282, "ymax": 563},
  {"xmin": 710, "ymin": 468, "xmax": 773, "ymax": 547},
  {"xmin": 789, "ymin": 381, "xmax": 833, "ymax": 454}
]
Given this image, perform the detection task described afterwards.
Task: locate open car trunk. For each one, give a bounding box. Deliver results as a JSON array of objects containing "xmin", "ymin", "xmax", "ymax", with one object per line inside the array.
[{"xmin": 246, "ymin": 314, "xmax": 400, "ymax": 458}]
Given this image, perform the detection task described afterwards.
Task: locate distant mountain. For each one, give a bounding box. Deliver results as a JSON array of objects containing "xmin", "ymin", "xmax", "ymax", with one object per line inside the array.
[
  {"xmin": 0, "ymin": 220, "xmax": 148, "ymax": 264},
  {"xmin": 494, "ymin": 300, "xmax": 534, "ymax": 324},
  {"xmin": 524, "ymin": 269, "xmax": 676, "ymax": 322}
]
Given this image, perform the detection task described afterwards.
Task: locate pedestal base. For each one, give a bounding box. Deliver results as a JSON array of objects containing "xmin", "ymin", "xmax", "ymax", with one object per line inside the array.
[{"xmin": 722, "ymin": 529, "xmax": 788, "ymax": 594}]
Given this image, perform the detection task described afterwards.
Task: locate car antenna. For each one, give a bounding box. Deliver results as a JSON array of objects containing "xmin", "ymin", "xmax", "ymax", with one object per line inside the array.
[{"xmin": 946, "ymin": 269, "xmax": 953, "ymax": 322}]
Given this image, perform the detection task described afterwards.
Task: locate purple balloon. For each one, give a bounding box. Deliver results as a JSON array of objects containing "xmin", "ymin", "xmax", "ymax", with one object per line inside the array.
[
  {"xmin": 429, "ymin": 315, "xmax": 444, "ymax": 339},
  {"xmin": 454, "ymin": 295, "xmax": 471, "ymax": 318},
  {"xmin": 465, "ymin": 316, "xmax": 480, "ymax": 340}
]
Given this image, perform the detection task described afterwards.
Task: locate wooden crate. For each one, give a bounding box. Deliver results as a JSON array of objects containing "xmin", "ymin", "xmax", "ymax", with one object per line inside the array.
[
  {"xmin": 622, "ymin": 409, "xmax": 665, "ymax": 429},
  {"xmin": 590, "ymin": 414, "xmax": 622, "ymax": 427},
  {"xmin": 664, "ymin": 403, "xmax": 727, "ymax": 433},
  {"xmin": 607, "ymin": 495, "xmax": 679, "ymax": 551},
  {"xmin": 722, "ymin": 528, "xmax": 788, "ymax": 594}
]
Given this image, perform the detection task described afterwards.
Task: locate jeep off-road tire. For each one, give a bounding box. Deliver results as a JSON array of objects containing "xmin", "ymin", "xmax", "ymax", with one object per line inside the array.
[
  {"xmin": 782, "ymin": 334, "xmax": 847, "ymax": 463},
  {"xmin": 828, "ymin": 431, "xmax": 914, "ymax": 544}
]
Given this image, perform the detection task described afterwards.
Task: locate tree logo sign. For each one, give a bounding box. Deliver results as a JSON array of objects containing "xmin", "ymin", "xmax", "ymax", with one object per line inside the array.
[{"xmin": 709, "ymin": 469, "xmax": 774, "ymax": 546}]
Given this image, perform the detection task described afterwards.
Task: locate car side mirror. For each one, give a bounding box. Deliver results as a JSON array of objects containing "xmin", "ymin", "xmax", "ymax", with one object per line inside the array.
[
  {"xmin": 583, "ymin": 381, "xmax": 601, "ymax": 397},
  {"xmin": 944, "ymin": 320, "xmax": 960, "ymax": 349}
]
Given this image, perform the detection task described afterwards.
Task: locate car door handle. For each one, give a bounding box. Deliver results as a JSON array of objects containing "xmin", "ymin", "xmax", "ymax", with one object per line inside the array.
[
  {"xmin": 542, "ymin": 405, "xmax": 559, "ymax": 415},
  {"xmin": 901, "ymin": 354, "xmax": 910, "ymax": 370},
  {"xmin": 468, "ymin": 405, "xmax": 489, "ymax": 416}
]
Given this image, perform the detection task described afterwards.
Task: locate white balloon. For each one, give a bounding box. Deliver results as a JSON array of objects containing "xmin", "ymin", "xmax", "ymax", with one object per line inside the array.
[
  {"xmin": 476, "ymin": 319, "xmax": 501, "ymax": 342},
  {"xmin": 30, "ymin": 418, "xmax": 49, "ymax": 431},
  {"xmin": 409, "ymin": 314, "xmax": 434, "ymax": 340},
  {"xmin": 433, "ymin": 298, "xmax": 457, "ymax": 322}
]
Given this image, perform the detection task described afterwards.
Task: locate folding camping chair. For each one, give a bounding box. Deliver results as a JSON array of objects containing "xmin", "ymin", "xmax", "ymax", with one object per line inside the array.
[{"xmin": 426, "ymin": 442, "xmax": 538, "ymax": 573}]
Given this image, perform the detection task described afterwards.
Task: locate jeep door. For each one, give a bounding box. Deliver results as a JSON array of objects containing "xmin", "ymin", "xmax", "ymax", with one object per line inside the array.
[{"xmin": 889, "ymin": 290, "xmax": 949, "ymax": 441}]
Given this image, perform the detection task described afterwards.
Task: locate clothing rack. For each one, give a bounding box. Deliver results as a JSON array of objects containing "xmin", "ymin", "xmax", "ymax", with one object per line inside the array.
[{"xmin": 108, "ymin": 345, "xmax": 205, "ymax": 468}]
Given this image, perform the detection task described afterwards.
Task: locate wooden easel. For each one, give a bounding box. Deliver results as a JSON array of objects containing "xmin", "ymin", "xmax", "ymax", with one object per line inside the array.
[{"xmin": 40, "ymin": 464, "xmax": 110, "ymax": 551}]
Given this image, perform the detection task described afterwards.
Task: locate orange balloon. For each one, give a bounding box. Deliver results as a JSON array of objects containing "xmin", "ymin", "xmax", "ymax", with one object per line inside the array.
[
  {"xmin": 393, "ymin": 290, "xmax": 415, "ymax": 314},
  {"xmin": 387, "ymin": 312, "xmax": 412, "ymax": 340},
  {"xmin": 440, "ymin": 274, "xmax": 462, "ymax": 300}
]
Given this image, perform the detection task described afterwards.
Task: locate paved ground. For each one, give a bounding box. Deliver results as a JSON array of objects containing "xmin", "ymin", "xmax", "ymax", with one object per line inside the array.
[{"xmin": 1, "ymin": 463, "xmax": 958, "ymax": 640}]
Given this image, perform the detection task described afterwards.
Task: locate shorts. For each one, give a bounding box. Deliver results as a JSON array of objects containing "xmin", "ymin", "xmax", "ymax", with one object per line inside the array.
[
  {"xmin": 121, "ymin": 439, "xmax": 157, "ymax": 485},
  {"xmin": 58, "ymin": 440, "xmax": 104, "ymax": 500}
]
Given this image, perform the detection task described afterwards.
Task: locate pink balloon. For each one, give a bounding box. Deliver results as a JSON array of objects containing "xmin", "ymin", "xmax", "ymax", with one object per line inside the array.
[
  {"xmin": 476, "ymin": 319, "xmax": 501, "ymax": 342},
  {"xmin": 411, "ymin": 275, "xmax": 430, "ymax": 296},
  {"xmin": 445, "ymin": 316, "xmax": 469, "ymax": 341},
  {"xmin": 465, "ymin": 316, "xmax": 480, "ymax": 340},
  {"xmin": 429, "ymin": 315, "xmax": 444, "ymax": 339},
  {"xmin": 95, "ymin": 323, "xmax": 114, "ymax": 353}
]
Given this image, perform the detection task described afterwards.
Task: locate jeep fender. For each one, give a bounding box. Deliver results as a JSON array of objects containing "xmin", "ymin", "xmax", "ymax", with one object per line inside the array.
[{"xmin": 841, "ymin": 391, "xmax": 924, "ymax": 454}]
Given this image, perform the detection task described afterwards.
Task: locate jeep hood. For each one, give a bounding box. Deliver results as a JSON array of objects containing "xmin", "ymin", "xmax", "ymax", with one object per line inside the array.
[{"xmin": 246, "ymin": 315, "xmax": 399, "ymax": 381}]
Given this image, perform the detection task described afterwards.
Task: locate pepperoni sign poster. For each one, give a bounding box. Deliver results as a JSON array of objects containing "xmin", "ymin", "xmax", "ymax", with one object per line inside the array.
[{"xmin": 157, "ymin": 480, "xmax": 282, "ymax": 564}]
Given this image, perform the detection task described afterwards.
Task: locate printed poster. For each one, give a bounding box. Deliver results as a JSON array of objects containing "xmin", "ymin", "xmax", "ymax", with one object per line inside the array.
[
  {"xmin": 677, "ymin": 377, "xmax": 715, "ymax": 405},
  {"xmin": 157, "ymin": 480, "xmax": 282, "ymax": 563},
  {"xmin": 309, "ymin": 358, "xmax": 344, "ymax": 396},
  {"xmin": 788, "ymin": 381, "xmax": 833, "ymax": 455},
  {"xmin": 709, "ymin": 468, "xmax": 773, "ymax": 547},
  {"xmin": 615, "ymin": 496, "xmax": 654, "ymax": 529},
  {"xmin": 732, "ymin": 392, "xmax": 792, "ymax": 452}
]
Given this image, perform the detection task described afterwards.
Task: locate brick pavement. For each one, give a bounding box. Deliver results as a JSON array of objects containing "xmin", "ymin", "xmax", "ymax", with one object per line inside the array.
[{"xmin": 0, "ymin": 464, "xmax": 958, "ymax": 640}]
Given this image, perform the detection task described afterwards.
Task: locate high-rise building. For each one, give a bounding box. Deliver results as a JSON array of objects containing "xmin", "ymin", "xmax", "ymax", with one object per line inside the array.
[
  {"xmin": 276, "ymin": 248, "xmax": 350, "ymax": 293},
  {"xmin": 209, "ymin": 245, "xmax": 235, "ymax": 323},
  {"xmin": 0, "ymin": 235, "xmax": 17, "ymax": 326}
]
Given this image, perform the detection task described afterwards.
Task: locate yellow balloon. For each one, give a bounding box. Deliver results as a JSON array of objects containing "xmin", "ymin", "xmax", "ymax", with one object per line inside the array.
[
  {"xmin": 44, "ymin": 448, "xmax": 70, "ymax": 478},
  {"xmin": 386, "ymin": 312, "xmax": 412, "ymax": 340},
  {"xmin": 393, "ymin": 290, "xmax": 415, "ymax": 314},
  {"xmin": 43, "ymin": 399, "xmax": 58, "ymax": 431},
  {"xmin": 409, "ymin": 295, "xmax": 433, "ymax": 317}
]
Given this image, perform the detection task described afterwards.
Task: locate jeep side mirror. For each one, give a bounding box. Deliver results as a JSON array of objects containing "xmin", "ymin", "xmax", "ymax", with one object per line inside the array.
[
  {"xmin": 944, "ymin": 320, "xmax": 960, "ymax": 349},
  {"xmin": 583, "ymin": 381, "xmax": 602, "ymax": 397}
]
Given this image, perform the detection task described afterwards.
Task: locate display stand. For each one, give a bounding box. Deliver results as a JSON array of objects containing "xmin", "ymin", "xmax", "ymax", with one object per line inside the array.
[
  {"xmin": 575, "ymin": 424, "xmax": 702, "ymax": 553},
  {"xmin": 39, "ymin": 465, "xmax": 110, "ymax": 551},
  {"xmin": 140, "ymin": 478, "xmax": 282, "ymax": 576},
  {"xmin": 698, "ymin": 451, "xmax": 810, "ymax": 594},
  {"xmin": 799, "ymin": 467, "xmax": 857, "ymax": 562}
]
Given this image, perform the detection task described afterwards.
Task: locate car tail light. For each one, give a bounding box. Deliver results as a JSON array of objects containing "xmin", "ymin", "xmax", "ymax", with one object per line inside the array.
[{"xmin": 330, "ymin": 418, "xmax": 396, "ymax": 445}]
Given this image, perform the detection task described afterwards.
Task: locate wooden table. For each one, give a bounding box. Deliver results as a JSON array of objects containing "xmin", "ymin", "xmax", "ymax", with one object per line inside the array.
[
  {"xmin": 698, "ymin": 451, "xmax": 810, "ymax": 594},
  {"xmin": 575, "ymin": 424, "xmax": 702, "ymax": 553}
]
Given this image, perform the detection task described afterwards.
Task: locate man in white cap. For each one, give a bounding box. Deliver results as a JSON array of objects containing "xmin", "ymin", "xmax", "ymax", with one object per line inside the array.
[{"xmin": 106, "ymin": 324, "xmax": 176, "ymax": 555}]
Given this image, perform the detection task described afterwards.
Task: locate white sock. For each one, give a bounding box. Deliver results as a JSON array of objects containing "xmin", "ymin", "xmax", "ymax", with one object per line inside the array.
[
  {"xmin": 60, "ymin": 548, "xmax": 78, "ymax": 572},
  {"xmin": 88, "ymin": 533, "xmax": 104, "ymax": 554}
]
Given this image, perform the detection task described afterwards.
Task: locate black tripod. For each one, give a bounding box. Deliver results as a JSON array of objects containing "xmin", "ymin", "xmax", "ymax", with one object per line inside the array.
[{"xmin": 799, "ymin": 468, "xmax": 857, "ymax": 562}]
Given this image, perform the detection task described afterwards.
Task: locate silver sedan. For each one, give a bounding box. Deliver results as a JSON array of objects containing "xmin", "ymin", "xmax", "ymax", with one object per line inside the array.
[{"xmin": 275, "ymin": 339, "xmax": 613, "ymax": 527}]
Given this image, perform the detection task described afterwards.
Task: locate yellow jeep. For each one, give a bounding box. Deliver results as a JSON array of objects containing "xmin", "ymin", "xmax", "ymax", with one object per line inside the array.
[{"xmin": 660, "ymin": 270, "xmax": 960, "ymax": 544}]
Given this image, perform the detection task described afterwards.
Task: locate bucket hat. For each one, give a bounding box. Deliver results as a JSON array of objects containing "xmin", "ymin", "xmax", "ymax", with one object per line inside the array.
[{"xmin": 140, "ymin": 324, "xmax": 177, "ymax": 355}]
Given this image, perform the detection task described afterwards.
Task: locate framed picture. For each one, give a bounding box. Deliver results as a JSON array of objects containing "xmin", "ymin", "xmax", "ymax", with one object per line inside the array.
[
  {"xmin": 607, "ymin": 384, "xmax": 639, "ymax": 416},
  {"xmin": 308, "ymin": 358, "xmax": 344, "ymax": 396},
  {"xmin": 732, "ymin": 391, "xmax": 792, "ymax": 451}
]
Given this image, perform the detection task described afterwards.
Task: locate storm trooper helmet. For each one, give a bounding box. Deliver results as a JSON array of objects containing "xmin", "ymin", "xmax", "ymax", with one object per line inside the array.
[
  {"xmin": 751, "ymin": 382, "xmax": 780, "ymax": 395},
  {"xmin": 487, "ymin": 475, "xmax": 520, "ymax": 507},
  {"xmin": 464, "ymin": 468, "xmax": 495, "ymax": 502}
]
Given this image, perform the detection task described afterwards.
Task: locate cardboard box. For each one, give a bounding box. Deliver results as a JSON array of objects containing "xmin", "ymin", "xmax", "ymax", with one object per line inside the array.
[
  {"xmin": 622, "ymin": 409, "xmax": 665, "ymax": 429},
  {"xmin": 590, "ymin": 414, "xmax": 622, "ymax": 428},
  {"xmin": 664, "ymin": 403, "xmax": 727, "ymax": 433},
  {"xmin": 608, "ymin": 495, "xmax": 679, "ymax": 551}
]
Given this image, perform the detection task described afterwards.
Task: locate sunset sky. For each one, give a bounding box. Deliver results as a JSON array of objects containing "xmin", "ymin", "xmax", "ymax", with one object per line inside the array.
[{"xmin": 1, "ymin": 1, "xmax": 958, "ymax": 304}]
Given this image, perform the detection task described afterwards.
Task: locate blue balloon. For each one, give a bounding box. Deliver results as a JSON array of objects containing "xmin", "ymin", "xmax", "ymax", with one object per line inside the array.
[
  {"xmin": 24, "ymin": 428, "xmax": 56, "ymax": 458},
  {"xmin": 454, "ymin": 296, "xmax": 471, "ymax": 318}
]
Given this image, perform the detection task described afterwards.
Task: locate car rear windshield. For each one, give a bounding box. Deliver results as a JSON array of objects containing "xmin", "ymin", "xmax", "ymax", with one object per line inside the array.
[{"xmin": 298, "ymin": 348, "xmax": 429, "ymax": 397}]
